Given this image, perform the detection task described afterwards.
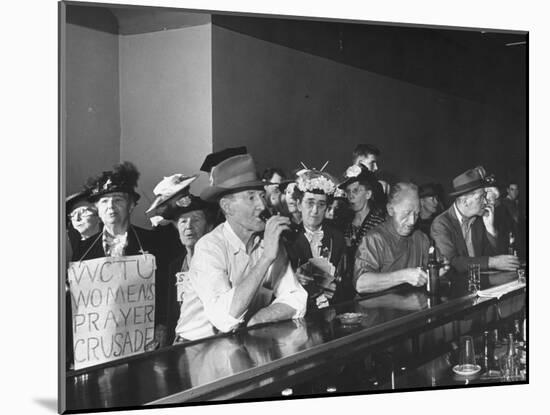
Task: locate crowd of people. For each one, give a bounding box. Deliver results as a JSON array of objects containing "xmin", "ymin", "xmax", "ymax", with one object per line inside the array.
[{"xmin": 65, "ymin": 144, "xmax": 526, "ymax": 356}]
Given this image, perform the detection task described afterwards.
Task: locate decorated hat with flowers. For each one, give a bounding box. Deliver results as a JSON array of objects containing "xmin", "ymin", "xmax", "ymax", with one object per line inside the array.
[
  {"xmin": 145, "ymin": 173, "xmax": 199, "ymax": 214},
  {"xmin": 86, "ymin": 161, "xmax": 141, "ymax": 202},
  {"xmin": 295, "ymin": 169, "xmax": 337, "ymax": 196},
  {"xmin": 338, "ymin": 163, "xmax": 378, "ymax": 190}
]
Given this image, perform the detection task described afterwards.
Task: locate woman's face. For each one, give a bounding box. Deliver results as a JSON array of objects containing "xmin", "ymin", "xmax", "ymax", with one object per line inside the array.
[
  {"xmin": 325, "ymin": 200, "xmax": 339, "ymax": 220},
  {"xmin": 345, "ymin": 182, "xmax": 371, "ymax": 212},
  {"xmin": 70, "ymin": 201, "xmax": 100, "ymax": 237},
  {"xmin": 283, "ymin": 183, "xmax": 298, "ymax": 213},
  {"xmin": 175, "ymin": 210, "xmax": 208, "ymax": 248},
  {"xmin": 96, "ymin": 192, "xmax": 133, "ymax": 227}
]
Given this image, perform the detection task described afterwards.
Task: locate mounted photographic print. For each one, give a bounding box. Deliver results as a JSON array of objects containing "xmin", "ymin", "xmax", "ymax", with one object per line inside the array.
[{"xmin": 59, "ymin": 1, "xmax": 527, "ymax": 413}]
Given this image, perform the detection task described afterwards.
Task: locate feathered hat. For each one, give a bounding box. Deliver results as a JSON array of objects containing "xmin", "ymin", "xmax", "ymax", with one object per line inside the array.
[{"xmin": 86, "ymin": 161, "xmax": 141, "ymax": 202}]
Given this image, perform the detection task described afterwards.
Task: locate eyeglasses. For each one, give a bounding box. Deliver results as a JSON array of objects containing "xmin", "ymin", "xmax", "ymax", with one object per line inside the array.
[
  {"xmin": 303, "ymin": 200, "xmax": 327, "ymax": 210},
  {"xmin": 69, "ymin": 207, "xmax": 97, "ymax": 220}
]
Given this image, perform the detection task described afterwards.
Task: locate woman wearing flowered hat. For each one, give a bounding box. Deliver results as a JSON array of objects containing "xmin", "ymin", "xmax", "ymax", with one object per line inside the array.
[
  {"xmin": 286, "ymin": 169, "xmax": 349, "ymax": 309},
  {"xmin": 339, "ymin": 164, "xmax": 386, "ymax": 266}
]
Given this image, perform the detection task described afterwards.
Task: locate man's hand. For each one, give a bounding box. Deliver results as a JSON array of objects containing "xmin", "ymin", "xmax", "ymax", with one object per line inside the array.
[
  {"xmin": 438, "ymin": 256, "xmax": 451, "ymax": 277},
  {"xmin": 489, "ymin": 255, "xmax": 520, "ymax": 271},
  {"xmin": 398, "ymin": 267, "xmax": 428, "ymax": 287},
  {"xmin": 482, "ymin": 204, "xmax": 497, "ymax": 235},
  {"xmin": 263, "ymin": 215, "xmax": 290, "ymax": 262}
]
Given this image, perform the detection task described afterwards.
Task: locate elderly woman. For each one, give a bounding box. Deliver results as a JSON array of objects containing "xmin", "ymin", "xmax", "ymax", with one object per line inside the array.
[
  {"xmin": 73, "ymin": 162, "xmax": 157, "ymax": 261},
  {"xmin": 66, "ymin": 190, "xmax": 101, "ymax": 260},
  {"xmin": 145, "ymin": 173, "xmax": 215, "ymax": 346}
]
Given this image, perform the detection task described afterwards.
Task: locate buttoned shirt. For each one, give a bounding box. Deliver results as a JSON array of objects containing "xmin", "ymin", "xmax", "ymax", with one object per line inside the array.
[{"xmin": 175, "ymin": 222, "xmax": 307, "ymax": 340}]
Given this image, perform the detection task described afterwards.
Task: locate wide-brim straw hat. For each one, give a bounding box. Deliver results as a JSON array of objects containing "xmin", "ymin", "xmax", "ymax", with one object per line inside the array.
[{"xmin": 145, "ymin": 174, "xmax": 199, "ymax": 214}]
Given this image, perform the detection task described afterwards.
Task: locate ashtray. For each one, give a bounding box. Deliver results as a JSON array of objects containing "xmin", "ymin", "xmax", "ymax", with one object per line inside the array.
[
  {"xmin": 452, "ymin": 364, "xmax": 481, "ymax": 376},
  {"xmin": 336, "ymin": 312, "xmax": 363, "ymax": 325}
]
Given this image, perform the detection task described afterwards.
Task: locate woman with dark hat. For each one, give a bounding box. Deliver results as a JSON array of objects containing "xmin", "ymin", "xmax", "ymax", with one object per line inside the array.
[
  {"xmin": 339, "ymin": 164, "xmax": 386, "ymax": 260},
  {"xmin": 66, "ymin": 190, "xmax": 101, "ymax": 261},
  {"xmin": 417, "ymin": 182, "xmax": 443, "ymax": 236},
  {"xmin": 72, "ymin": 162, "xmax": 156, "ymax": 262},
  {"xmin": 144, "ymin": 173, "xmax": 215, "ymax": 347}
]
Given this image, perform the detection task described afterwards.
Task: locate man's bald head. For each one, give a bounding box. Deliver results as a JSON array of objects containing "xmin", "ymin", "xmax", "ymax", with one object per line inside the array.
[{"xmin": 387, "ymin": 182, "xmax": 420, "ymax": 236}]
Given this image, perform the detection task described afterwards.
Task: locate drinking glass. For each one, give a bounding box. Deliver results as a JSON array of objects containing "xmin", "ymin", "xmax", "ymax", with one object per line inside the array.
[
  {"xmin": 468, "ymin": 263, "xmax": 481, "ymax": 293},
  {"xmin": 517, "ymin": 268, "xmax": 526, "ymax": 284},
  {"xmin": 457, "ymin": 336, "xmax": 477, "ymax": 373}
]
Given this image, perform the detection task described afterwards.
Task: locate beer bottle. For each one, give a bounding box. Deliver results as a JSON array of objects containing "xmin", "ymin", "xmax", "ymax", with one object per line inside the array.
[
  {"xmin": 508, "ymin": 232, "xmax": 518, "ymax": 256},
  {"xmin": 426, "ymin": 239, "xmax": 439, "ymax": 295}
]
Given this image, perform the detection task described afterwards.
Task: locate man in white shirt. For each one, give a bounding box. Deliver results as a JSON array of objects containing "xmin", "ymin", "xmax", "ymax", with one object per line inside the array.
[{"xmin": 174, "ymin": 154, "xmax": 307, "ymax": 342}]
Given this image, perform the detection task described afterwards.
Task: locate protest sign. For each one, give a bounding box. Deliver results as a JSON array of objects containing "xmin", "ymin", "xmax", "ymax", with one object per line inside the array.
[{"xmin": 67, "ymin": 254, "xmax": 156, "ymax": 370}]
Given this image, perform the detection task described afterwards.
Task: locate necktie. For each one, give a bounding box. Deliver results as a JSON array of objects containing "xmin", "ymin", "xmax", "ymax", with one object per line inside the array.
[{"xmin": 461, "ymin": 217, "xmax": 476, "ymax": 257}]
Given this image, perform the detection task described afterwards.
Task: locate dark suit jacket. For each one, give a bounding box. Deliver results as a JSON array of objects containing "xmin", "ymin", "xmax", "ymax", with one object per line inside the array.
[
  {"xmin": 430, "ymin": 205, "xmax": 502, "ymax": 272},
  {"xmin": 286, "ymin": 222, "xmax": 351, "ymax": 304}
]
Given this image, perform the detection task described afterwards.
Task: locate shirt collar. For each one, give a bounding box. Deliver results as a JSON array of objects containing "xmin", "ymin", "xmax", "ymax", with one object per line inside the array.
[
  {"xmin": 222, "ymin": 221, "xmax": 262, "ymax": 255},
  {"xmin": 453, "ymin": 203, "xmax": 475, "ymax": 227}
]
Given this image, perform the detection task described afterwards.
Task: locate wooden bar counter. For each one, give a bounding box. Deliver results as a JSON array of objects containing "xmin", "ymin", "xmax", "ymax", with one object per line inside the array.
[{"xmin": 64, "ymin": 270, "xmax": 526, "ymax": 412}]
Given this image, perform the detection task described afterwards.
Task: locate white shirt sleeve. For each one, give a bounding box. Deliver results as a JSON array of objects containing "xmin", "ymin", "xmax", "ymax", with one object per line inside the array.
[
  {"xmin": 189, "ymin": 239, "xmax": 245, "ymax": 333},
  {"xmin": 270, "ymin": 258, "xmax": 308, "ymax": 319}
]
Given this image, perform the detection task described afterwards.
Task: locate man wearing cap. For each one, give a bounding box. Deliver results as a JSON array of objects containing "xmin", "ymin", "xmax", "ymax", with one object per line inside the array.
[
  {"xmin": 431, "ymin": 167, "xmax": 519, "ymax": 273},
  {"xmin": 286, "ymin": 170, "xmax": 348, "ymax": 309},
  {"xmin": 354, "ymin": 183, "xmax": 449, "ymax": 293},
  {"xmin": 416, "ymin": 183, "xmax": 443, "ymax": 236},
  {"xmin": 174, "ymin": 153, "xmax": 307, "ymax": 341}
]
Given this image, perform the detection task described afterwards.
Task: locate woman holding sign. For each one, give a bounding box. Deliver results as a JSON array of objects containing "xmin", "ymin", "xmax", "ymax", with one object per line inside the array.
[{"xmin": 67, "ymin": 162, "xmax": 161, "ymax": 370}]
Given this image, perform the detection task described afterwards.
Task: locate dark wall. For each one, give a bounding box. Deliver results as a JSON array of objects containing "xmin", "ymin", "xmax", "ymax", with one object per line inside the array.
[
  {"xmin": 211, "ymin": 16, "xmax": 527, "ymax": 198},
  {"xmin": 65, "ymin": 6, "xmax": 121, "ymax": 194}
]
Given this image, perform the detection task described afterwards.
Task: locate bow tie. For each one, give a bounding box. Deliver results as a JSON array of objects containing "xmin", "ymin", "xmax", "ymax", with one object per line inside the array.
[{"xmin": 304, "ymin": 228, "xmax": 324, "ymax": 245}]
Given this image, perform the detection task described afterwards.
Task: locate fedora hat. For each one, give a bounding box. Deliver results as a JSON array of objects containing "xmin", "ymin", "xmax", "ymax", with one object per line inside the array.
[
  {"xmin": 146, "ymin": 173, "xmax": 199, "ymax": 214},
  {"xmin": 449, "ymin": 166, "xmax": 495, "ymax": 197},
  {"xmin": 200, "ymin": 154, "xmax": 267, "ymax": 202}
]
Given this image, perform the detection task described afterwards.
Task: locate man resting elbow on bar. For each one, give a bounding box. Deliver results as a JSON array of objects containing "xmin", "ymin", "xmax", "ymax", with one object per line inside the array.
[
  {"xmin": 173, "ymin": 154, "xmax": 307, "ymax": 342},
  {"xmin": 353, "ymin": 183, "xmax": 449, "ymax": 294},
  {"xmin": 430, "ymin": 166, "xmax": 519, "ymax": 273}
]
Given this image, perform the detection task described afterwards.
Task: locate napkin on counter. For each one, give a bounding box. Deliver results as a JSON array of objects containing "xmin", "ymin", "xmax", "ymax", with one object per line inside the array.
[{"xmin": 476, "ymin": 280, "xmax": 526, "ymax": 299}]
